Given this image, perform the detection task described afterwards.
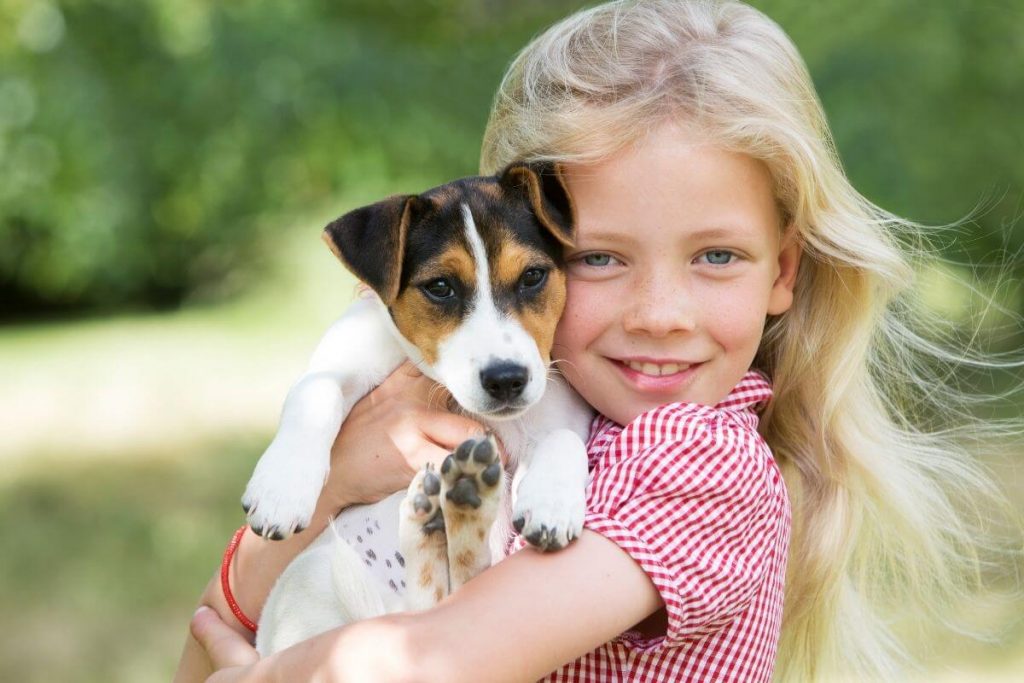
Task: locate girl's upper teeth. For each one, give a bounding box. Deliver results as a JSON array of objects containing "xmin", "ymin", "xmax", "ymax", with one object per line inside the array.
[{"xmin": 625, "ymin": 360, "xmax": 687, "ymax": 376}]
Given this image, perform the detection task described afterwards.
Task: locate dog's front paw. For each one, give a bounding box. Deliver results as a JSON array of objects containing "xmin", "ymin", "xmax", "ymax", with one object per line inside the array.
[
  {"xmin": 440, "ymin": 433, "xmax": 503, "ymax": 511},
  {"xmin": 242, "ymin": 437, "xmax": 328, "ymax": 540},
  {"xmin": 512, "ymin": 469, "xmax": 585, "ymax": 552}
]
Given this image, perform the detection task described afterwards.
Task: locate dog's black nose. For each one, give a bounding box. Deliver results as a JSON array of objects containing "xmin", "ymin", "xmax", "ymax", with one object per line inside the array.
[{"xmin": 480, "ymin": 363, "xmax": 529, "ymax": 401}]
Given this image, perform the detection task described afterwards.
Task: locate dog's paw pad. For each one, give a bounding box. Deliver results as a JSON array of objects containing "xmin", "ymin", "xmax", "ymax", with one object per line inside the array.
[
  {"xmin": 441, "ymin": 434, "xmax": 502, "ymax": 510},
  {"xmin": 404, "ymin": 464, "xmax": 445, "ymax": 535}
]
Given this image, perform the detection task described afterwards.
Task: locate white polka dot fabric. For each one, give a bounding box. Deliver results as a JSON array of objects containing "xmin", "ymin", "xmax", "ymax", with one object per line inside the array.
[{"xmin": 329, "ymin": 490, "xmax": 408, "ymax": 596}]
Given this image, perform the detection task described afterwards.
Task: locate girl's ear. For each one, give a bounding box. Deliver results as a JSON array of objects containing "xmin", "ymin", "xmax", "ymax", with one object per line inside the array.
[
  {"xmin": 499, "ymin": 161, "xmax": 576, "ymax": 247},
  {"xmin": 767, "ymin": 227, "xmax": 802, "ymax": 315}
]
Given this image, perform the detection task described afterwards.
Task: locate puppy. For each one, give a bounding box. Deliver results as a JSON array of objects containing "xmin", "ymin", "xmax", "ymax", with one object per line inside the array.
[{"xmin": 243, "ymin": 163, "xmax": 594, "ymax": 654}]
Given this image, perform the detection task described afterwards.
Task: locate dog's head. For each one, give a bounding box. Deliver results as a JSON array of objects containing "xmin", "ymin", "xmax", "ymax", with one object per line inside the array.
[{"xmin": 323, "ymin": 162, "xmax": 574, "ymax": 419}]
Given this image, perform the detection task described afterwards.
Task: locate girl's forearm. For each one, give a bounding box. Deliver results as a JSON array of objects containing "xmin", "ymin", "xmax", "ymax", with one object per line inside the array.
[
  {"xmin": 173, "ymin": 489, "xmax": 350, "ymax": 683},
  {"xmin": 251, "ymin": 613, "xmax": 423, "ymax": 683}
]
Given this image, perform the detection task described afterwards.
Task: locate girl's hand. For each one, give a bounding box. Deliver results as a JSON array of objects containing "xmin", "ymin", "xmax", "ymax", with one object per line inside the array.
[
  {"xmin": 324, "ymin": 361, "xmax": 487, "ymax": 510},
  {"xmin": 189, "ymin": 607, "xmax": 259, "ymax": 682}
]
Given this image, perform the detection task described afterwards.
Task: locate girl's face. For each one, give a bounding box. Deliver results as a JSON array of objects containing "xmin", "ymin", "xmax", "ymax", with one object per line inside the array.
[{"xmin": 554, "ymin": 123, "xmax": 800, "ymax": 426}]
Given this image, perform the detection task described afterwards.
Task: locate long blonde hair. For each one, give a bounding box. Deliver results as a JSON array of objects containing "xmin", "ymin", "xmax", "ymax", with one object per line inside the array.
[{"xmin": 480, "ymin": 1, "xmax": 1019, "ymax": 679}]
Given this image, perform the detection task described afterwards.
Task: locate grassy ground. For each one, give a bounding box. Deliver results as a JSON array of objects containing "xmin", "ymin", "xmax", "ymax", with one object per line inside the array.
[{"xmin": 2, "ymin": 220, "xmax": 1023, "ymax": 681}]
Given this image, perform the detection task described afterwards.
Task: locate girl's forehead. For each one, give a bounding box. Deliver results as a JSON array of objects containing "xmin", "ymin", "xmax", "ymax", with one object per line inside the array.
[{"xmin": 563, "ymin": 127, "xmax": 781, "ymax": 246}]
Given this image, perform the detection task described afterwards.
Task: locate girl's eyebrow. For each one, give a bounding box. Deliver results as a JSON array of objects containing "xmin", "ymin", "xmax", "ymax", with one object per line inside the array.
[
  {"xmin": 687, "ymin": 226, "xmax": 751, "ymax": 241},
  {"xmin": 576, "ymin": 229, "xmax": 638, "ymax": 243},
  {"xmin": 579, "ymin": 225, "xmax": 748, "ymax": 243}
]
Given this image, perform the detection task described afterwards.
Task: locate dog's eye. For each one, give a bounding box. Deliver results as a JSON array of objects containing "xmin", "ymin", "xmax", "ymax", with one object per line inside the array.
[
  {"xmin": 421, "ymin": 278, "xmax": 455, "ymax": 301},
  {"xmin": 518, "ymin": 268, "xmax": 548, "ymax": 292}
]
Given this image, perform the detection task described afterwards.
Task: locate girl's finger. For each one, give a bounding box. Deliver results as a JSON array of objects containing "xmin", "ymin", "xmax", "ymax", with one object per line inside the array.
[
  {"xmin": 371, "ymin": 362, "xmax": 436, "ymax": 403},
  {"xmin": 418, "ymin": 412, "xmax": 489, "ymax": 453},
  {"xmin": 190, "ymin": 606, "xmax": 260, "ymax": 671}
]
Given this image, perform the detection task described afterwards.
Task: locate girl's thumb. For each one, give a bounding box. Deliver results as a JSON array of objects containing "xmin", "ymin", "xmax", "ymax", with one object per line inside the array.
[{"xmin": 190, "ymin": 606, "xmax": 260, "ymax": 670}]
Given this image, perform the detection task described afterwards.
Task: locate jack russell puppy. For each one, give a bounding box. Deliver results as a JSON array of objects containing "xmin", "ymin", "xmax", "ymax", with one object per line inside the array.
[{"xmin": 241, "ymin": 162, "xmax": 594, "ymax": 654}]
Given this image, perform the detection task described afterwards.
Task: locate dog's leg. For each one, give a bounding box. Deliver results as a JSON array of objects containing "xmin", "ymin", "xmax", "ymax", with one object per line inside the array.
[
  {"xmin": 492, "ymin": 375, "xmax": 593, "ymax": 552},
  {"xmin": 243, "ymin": 296, "xmax": 406, "ymax": 539},
  {"xmin": 439, "ymin": 434, "xmax": 504, "ymax": 591},
  {"xmin": 399, "ymin": 464, "xmax": 450, "ymax": 610}
]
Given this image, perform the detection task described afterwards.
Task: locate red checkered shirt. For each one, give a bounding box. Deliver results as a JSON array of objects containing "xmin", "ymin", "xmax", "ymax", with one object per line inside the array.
[{"xmin": 510, "ymin": 370, "xmax": 790, "ymax": 682}]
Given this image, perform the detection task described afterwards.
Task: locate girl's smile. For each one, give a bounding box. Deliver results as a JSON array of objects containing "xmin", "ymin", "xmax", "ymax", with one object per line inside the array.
[
  {"xmin": 553, "ymin": 123, "xmax": 801, "ymax": 426},
  {"xmin": 609, "ymin": 357, "xmax": 703, "ymax": 395}
]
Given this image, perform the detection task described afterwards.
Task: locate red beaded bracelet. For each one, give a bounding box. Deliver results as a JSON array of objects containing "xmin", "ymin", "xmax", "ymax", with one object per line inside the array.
[{"xmin": 220, "ymin": 524, "xmax": 258, "ymax": 633}]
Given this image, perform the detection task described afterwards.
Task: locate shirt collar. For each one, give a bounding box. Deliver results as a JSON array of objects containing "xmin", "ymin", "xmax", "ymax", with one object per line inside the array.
[{"xmin": 715, "ymin": 369, "xmax": 773, "ymax": 414}]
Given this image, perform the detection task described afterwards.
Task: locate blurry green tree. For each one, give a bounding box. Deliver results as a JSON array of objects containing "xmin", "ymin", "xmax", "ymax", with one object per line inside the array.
[{"xmin": 0, "ymin": 0, "xmax": 1021, "ymax": 319}]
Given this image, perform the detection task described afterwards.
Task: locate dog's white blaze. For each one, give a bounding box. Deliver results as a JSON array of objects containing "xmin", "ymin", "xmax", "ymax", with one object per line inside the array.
[{"xmin": 431, "ymin": 203, "xmax": 546, "ymax": 415}]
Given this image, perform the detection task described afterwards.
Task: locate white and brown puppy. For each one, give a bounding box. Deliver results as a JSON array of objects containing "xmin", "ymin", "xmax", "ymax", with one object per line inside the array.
[{"xmin": 244, "ymin": 163, "xmax": 594, "ymax": 654}]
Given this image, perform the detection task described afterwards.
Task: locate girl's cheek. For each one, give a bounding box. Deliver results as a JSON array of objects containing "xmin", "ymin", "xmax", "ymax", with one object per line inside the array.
[
  {"xmin": 555, "ymin": 280, "xmax": 603, "ymax": 350},
  {"xmin": 697, "ymin": 282, "xmax": 768, "ymax": 348}
]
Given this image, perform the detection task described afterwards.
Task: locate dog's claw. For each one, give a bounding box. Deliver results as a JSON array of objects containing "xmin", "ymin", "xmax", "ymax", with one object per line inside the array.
[{"xmin": 423, "ymin": 468, "xmax": 441, "ymax": 496}]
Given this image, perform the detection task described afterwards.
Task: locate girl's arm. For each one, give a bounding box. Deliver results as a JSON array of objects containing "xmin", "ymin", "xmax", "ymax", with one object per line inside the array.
[
  {"xmin": 174, "ymin": 363, "xmax": 486, "ymax": 683},
  {"xmin": 194, "ymin": 528, "xmax": 663, "ymax": 683}
]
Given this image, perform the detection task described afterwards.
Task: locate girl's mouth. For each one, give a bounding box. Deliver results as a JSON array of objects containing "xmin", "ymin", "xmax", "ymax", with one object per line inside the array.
[
  {"xmin": 611, "ymin": 358, "xmax": 702, "ymax": 393},
  {"xmin": 621, "ymin": 359, "xmax": 690, "ymax": 376}
]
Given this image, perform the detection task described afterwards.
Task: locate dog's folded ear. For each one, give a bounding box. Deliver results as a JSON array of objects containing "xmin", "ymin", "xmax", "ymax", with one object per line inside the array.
[
  {"xmin": 322, "ymin": 194, "xmax": 419, "ymax": 305},
  {"xmin": 499, "ymin": 161, "xmax": 575, "ymax": 247}
]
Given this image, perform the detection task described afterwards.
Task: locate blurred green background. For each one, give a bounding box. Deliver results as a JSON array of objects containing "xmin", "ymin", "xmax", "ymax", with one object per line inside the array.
[{"xmin": 1, "ymin": 0, "xmax": 1022, "ymax": 680}]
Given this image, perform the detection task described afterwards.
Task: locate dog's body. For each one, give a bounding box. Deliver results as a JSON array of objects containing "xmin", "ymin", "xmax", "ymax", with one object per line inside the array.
[{"xmin": 242, "ymin": 165, "xmax": 594, "ymax": 655}]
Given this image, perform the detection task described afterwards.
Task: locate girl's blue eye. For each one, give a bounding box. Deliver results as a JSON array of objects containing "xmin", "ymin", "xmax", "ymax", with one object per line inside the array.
[
  {"xmin": 583, "ymin": 253, "xmax": 613, "ymax": 266},
  {"xmin": 702, "ymin": 250, "xmax": 734, "ymax": 265}
]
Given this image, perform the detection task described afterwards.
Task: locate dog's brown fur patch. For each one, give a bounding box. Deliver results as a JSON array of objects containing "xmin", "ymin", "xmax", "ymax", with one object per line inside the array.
[
  {"xmin": 443, "ymin": 510, "xmax": 467, "ymax": 536},
  {"xmin": 518, "ymin": 268, "xmax": 566, "ymax": 363},
  {"xmin": 491, "ymin": 240, "xmax": 567, "ymax": 363},
  {"xmin": 389, "ymin": 247, "xmax": 476, "ymax": 364},
  {"xmin": 454, "ymin": 549, "xmax": 476, "ymax": 573},
  {"xmin": 418, "ymin": 562, "xmax": 435, "ymax": 589}
]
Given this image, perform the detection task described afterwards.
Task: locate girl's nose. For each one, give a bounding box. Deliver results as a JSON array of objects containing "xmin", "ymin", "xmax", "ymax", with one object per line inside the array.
[{"xmin": 621, "ymin": 277, "xmax": 696, "ymax": 337}]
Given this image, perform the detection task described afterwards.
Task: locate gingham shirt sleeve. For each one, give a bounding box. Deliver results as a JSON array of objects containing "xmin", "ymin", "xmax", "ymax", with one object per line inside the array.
[{"xmin": 583, "ymin": 404, "xmax": 787, "ymax": 653}]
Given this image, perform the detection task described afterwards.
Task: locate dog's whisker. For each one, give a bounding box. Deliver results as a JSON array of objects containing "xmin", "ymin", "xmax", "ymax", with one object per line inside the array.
[
  {"xmin": 548, "ymin": 357, "xmax": 578, "ymax": 373},
  {"xmin": 426, "ymin": 382, "xmax": 448, "ymax": 407}
]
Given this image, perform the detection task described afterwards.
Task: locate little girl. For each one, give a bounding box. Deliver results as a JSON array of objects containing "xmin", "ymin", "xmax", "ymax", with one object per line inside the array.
[{"xmin": 182, "ymin": 1, "xmax": 1014, "ymax": 680}]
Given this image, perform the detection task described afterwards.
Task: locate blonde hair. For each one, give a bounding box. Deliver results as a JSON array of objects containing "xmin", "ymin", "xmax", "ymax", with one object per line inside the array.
[{"xmin": 481, "ymin": 1, "xmax": 1020, "ymax": 679}]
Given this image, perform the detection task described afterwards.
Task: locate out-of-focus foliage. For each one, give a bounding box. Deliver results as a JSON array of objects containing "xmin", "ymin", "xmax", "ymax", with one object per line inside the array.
[
  {"xmin": 0, "ymin": 0, "xmax": 572, "ymax": 316},
  {"xmin": 0, "ymin": 0, "xmax": 1022, "ymax": 318}
]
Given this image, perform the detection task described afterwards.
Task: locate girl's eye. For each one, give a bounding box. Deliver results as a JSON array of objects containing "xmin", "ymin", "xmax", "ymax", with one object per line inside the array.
[
  {"xmin": 582, "ymin": 253, "xmax": 615, "ymax": 267},
  {"xmin": 421, "ymin": 278, "xmax": 455, "ymax": 301},
  {"xmin": 701, "ymin": 250, "xmax": 735, "ymax": 265},
  {"xmin": 518, "ymin": 268, "xmax": 548, "ymax": 291}
]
